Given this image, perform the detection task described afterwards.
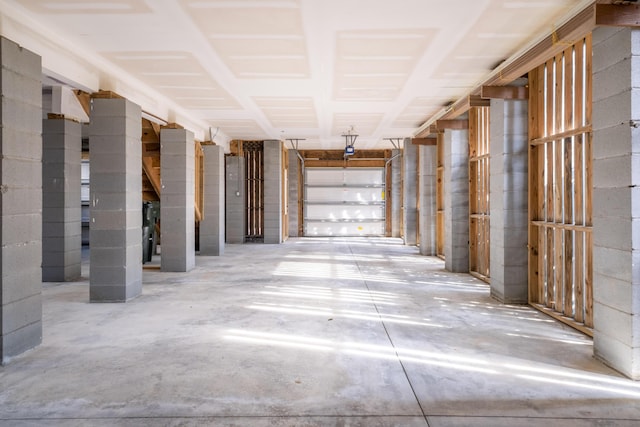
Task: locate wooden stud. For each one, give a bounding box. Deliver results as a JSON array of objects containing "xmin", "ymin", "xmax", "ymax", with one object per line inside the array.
[{"xmin": 91, "ymin": 90, "xmax": 122, "ymax": 99}]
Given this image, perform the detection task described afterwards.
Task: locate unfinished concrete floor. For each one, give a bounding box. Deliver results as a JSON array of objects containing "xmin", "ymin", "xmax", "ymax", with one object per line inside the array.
[{"xmin": 1, "ymin": 237, "xmax": 640, "ymax": 426}]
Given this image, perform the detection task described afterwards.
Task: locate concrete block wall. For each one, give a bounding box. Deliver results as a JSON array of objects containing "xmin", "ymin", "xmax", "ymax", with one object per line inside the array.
[
  {"xmin": 391, "ymin": 148, "xmax": 402, "ymax": 238},
  {"xmin": 42, "ymin": 118, "xmax": 82, "ymax": 282},
  {"xmin": 443, "ymin": 129, "xmax": 470, "ymax": 273},
  {"xmin": 225, "ymin": 156, "xmax": 245, "ymax": 243},
  {"xmin": 489, "ymin": 99, "xmax": 529, "ymax": 303},
  {"xmin": 263, "ymin": 140, "xmax": 283, "ymax": 244},
  {"xmin": 0, "ymin": 37, "xmax": 43, "ymax": 362},
  {"xmin": 288, "ymin": 149, "xmax": 300, "ymax": 238},
  {"xmin": 160, "ymin": 128, "xmax": 195, "ymax": 272},
  {"xmin": 402, "ymin": 138, "xmax": 418, "ymax": 245},
  {"xmin": 419, "ymin": 146, "xmax": 437, "ymax": 256},
  {"xmin": 592, "ymin": 26, "xmax": 640, "ymax": 379},
  {"xmin": 89, "ymin": 97, "xmax": 142, "ymax": 302},
  {"xmin": 200, "ymin": 145, "xmax": 225, "ymax": 255}
]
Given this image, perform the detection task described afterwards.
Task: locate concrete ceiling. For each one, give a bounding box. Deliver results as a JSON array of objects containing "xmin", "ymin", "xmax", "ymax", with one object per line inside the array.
[{"xmin": 0, "ymin": 0, "xmax": 592, "ymax": 150}]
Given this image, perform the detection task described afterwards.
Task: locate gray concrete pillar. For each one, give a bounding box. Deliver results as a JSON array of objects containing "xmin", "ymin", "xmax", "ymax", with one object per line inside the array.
[
  {"xmin": 225, "ymin": 156, "xmax": 245, "ymax": 243},
  {"xmin": 402, "ymin": 138, "xmax": 418, "ymax": 245},
  {"xmin": 89, "ymin": 97, "xmax": 142, "ymax": 302},
  {"xmin": 42, "ymin": 118, "xmax": 82, "ymax": 282},
  {"xmin": 288, "ymin": 149, "xmax": 301, "ymax": 238},
  {"xmin": 0, "ymin": 37, "xmax": 42, "ymax": 362},
  {"xmin": 592, "ymin": 26, "xmax": 640, "ymax": 379},
  {"xmin": 443, "ymin": 129, "xmax": 469, "ymax": 273},
  {"xmin": 419, "ymin": 145, "xmax": 437, "ymax": 256},
  {"xmin": 391, "ymin": 148, "xmax": 402, "ymax": 238},
  {"xmin": 200, "ymin": 145, "xmax": 225, "ymax": 255},
  {"xmin": 489, "ymin": 99, "xmax": 529, "ymax": 303},
  {"xmin": 160, "ymin": 128, "xmax": 195, "ymax": 272},
  {"xmin": 264, "ymin": 140, "xmax": 283, "ymax": 244}
]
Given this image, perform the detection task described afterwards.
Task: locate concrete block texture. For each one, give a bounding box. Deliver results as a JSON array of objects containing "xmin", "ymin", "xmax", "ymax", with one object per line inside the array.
[
  {"xmin": 263, "ymin": 140, "xmax": 282, "ymax": 244},
  {"xmin": 89, "ymin": 97, "xmax": 142, "ymax": 302},
  {"xmin": 1, "ymin": 36, "xmax": 43, "ymax": 363},
  {"xmin": 225, "ymin": 157, "xmax": 246, "ymax": 243},
  {"xmin": 489, "ymin": 99, "xmax": 529, "ymax": 303},
  {"xmin": 42, "ymin": 118, "xmax": 82, "ymax": 282},
  {"xmin": 419, "ymin": 146, "xmax": 437, "ymax": 256},
  {"xmin": 160, "ymin": 128, "xmax": 196, "ymax": 272},
  {"xmin": 592, "ymin": 26, "xmax": 640, "ymax": 380},
  {"xmin": 200, "ymin": 145, "xmax": 225, "ymax": 255},
  {"xmin": 403, "ymin": 138, "xmax": 418, "ymax": 245},
  {"xmin": 443, "ymin": 130, "xmax": 469, "ymax": 273},
  {"xmin": 391, "ymin": 149, "xmax": 402, "ymax": 238}
]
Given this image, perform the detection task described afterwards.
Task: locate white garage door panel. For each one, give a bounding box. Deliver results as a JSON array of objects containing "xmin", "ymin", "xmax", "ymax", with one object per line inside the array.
[
  {"xmin": 306, "ymin": 187, "xmax": 383, "ymax": 203},
  {"xmin": 304, "ymin": 167, "xmax": 385, "ymax": 237}
]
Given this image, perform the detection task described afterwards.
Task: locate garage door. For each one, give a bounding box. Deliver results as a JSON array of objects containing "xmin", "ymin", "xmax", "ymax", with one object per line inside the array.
[{"xmin": 304, "ymin": 168, "xmax": 385, "ymax": 236}]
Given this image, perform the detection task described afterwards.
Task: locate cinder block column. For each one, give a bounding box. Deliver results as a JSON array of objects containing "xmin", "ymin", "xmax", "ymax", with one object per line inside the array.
[
  {"xmin": 391, "ymin": 148, "xmax": 402, "ymax": 238},
  {"xmin": 160, "ymin": 128, "xmax": 195, "ymax": 272},
  {"xmin": 443, "ymin": 129, "xmax": 469, "ymax": 272},
  {"xmin": 225, "ymin": 156, "xmax": 245, "ymax": 243},
  {"xmin": 489, "ymin": 99, "xmax": 529, "ymax": 303},
  {"xmin": 0, "ymin": 37, "xmax": 42, "ymax": 362},
  {"xmin": 42, "ymin": 118, "xmax": 82, "ymax": 282},
  {"xmin": 89, "ymin": 97, "xmax": 142, "ymax": 302},
  {"xmin": 592, "ymin": 26, "xmax": 640, "ymax": 379},
  {"xmin": 419, "ymin": 145, "xmax": 437, "ymax": 255},
  {"xmin": 288, "ymin": 149, "xmax": 300, "ymax": 238},
  {"xmin": 402, "ymin": 138, "xmax": 418, "ymax": 245},
  {"xmin": 264, "ymin": 140, "xmax": 283, "ymax": 244},
  {"xmin": 200, "ymin": 145, "xmax": 225, "ymax": 255}
]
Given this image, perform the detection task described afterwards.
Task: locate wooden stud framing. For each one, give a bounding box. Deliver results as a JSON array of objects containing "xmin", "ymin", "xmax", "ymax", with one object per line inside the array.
[
  {"xmin": 528, "ymin": 36, "xmax": 593, "ymax": 335},
  {"xmin": 481, "ymin": 85, "xmax": 529, "ymax": 100},
  {"xmin": 595, "ymin": 4, "xmax": 640, "ymax": 27},
  {"xmin": 412, "ymin": 137, "xmax": 437, "ymax": 146},
  {"xmin": 468, "ymin": 106, "xmax": 490, "ymax": 282}
]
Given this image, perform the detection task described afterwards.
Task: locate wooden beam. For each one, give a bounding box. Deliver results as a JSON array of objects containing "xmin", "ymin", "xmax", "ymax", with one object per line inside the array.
[
  {"xmin": 596, "ymin": 3, "xmax": 640, "ymax": 27},
  {"xmin": 437, "ymin": 119, "xmax": 469, "ymax": 130},
  {"xmin": 91, "ymin": 90, "xmax": 122, "ymax": 99},
  {"xmin": 74, "ymin": 90, "xmax": 91, "ymax": 118},
  {"xmin": 481, "ymin": 85, "xmax": 529, "ymax": 100},
  {"xmin": 412, "ymin": 137, "xmax": 437, "ymax": 146},
  {"xmin": 162, "ymin": 123, "xmax": 184, "ymax": 129},
  {"xmin": 469, "ymin": 95, "xmax": 491, "ymax": 107}
]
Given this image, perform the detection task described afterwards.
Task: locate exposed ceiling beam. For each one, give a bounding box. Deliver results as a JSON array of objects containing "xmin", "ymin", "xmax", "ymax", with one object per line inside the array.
[
  {"xmin": 436, "ymin": 119, "xmax": 469, "ymax": 131},
  {"xmin": 412, "ymin": 137, "xmax": 437, "ymax": 146},
  {"xmin": 596, "ymin": 3, "xmax": 640, "ymax": 27},
  {"xmin": 481, "ymin": 86, "xmax": 529, "ymax": 100}
]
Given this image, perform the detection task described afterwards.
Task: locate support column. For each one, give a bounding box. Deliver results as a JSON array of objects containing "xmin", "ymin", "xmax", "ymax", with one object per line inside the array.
[
  {"xmin": 592, "ymin": 26, "xmax": 640, "ymax": 379},
  {"xmin": 419, "ymin": 145, "xmax": 437, "ymax": 256},
  {"xmin": 160, "ymin": 128, "xmax": 195, "ymax": 272},
  {"xmin": 89, "ymin": 97, "xmax": 142, "ymax": 302},
  {"xmin": 0, "ymin": 37, "xmax": 42, "ymax": 361},
  {"xmin": 489, "ymin": 99, "xmax": 529, "ymax": 302},
  {"xmin": 42, "ymin": 117, "xmax": 82, "ymax": 282},
  {"xmin": 443, "ymin": 129, "xmax": 469, "ymax": 272},
  {"xmin": 402, "ymin": 138, "xmax": 418, "ymax": 245},
  {"xmin": 225, "ymin": 156, "xmax": 245, "ymax": 243},
  {"xmin": 391, "ymin": 148, "xmax": 402, "ymax": 238},
  {"xmin": 288, "ymin": 149, "xmax": 300, "ymax": 238},
  {"xmin": 200, "ymin": 145, "xmax": 225, "ymax": 255},
  {"xmin": 264, "ymin": 140, "xmax": 283, "ymax": 244}
]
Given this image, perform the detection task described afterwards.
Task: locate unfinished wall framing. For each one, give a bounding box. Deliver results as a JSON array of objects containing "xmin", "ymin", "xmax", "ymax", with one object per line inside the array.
[
  {"xmin": 469, "ymin": 107, "xmax": 491, "ymax": 281},
  {"xmin": 244, "ymin": 141, "xmax": 264, "ymax": 242},
  {"xmin": 528, "ymin": 35, "xmax": 593, "ymax": 334}
]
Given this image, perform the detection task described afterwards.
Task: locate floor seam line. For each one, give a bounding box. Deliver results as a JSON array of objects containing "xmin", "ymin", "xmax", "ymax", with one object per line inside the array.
[{"xmin": 348, "ymin": 243, "xmax": 431, "ymax": 427}]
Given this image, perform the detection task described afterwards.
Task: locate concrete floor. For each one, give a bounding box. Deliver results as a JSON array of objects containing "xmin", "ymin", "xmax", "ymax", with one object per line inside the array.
[{"xmin": 1, "ymin": 237, "xmax": 640, "ymax": 426}]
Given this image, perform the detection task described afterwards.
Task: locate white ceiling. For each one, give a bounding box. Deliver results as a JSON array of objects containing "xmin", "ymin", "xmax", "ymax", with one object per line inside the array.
[{"xmin": 0, "ymin": 0, "xmax": 591, "ymax": 150}]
